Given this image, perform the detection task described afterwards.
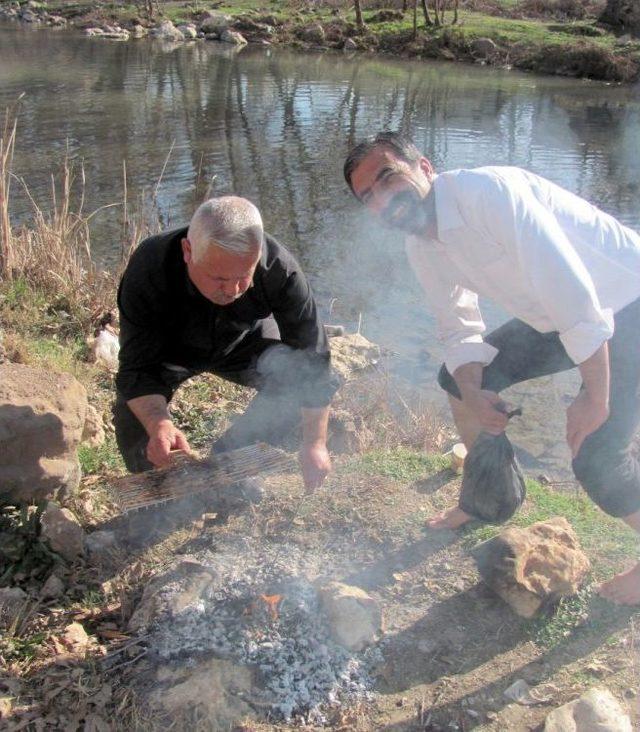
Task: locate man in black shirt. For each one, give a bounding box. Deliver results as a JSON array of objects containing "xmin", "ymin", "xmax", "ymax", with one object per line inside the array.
[{"xmin": 114, "ymin": 196, "xmax": 338, "ymax": 490}]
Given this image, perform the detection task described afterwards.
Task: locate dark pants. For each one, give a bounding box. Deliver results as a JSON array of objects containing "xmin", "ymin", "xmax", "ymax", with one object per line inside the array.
[
  {"xmin": 438, "ymin": 297, "xmax": 640, "ymax": 519},
  {"xmin": 114, "ymin": 318, "xmax": 323, "ymax": 473}
]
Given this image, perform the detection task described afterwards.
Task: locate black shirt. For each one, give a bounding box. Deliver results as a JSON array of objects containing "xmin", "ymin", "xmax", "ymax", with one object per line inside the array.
[{"xmin": 116, "ymin": 227, "xmax": 334, "ymax": 408}]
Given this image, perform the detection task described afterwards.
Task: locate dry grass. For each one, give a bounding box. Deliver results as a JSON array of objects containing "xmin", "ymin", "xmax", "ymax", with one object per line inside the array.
[{"xmin": 0, "ymin": 102, "xmax": 163, "ymax": 337}]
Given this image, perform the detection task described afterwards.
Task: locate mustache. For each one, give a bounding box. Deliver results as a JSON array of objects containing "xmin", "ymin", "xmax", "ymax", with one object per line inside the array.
[{"xmin": 382, "ymin": 190, "xmax": 425, "ymax": 230}]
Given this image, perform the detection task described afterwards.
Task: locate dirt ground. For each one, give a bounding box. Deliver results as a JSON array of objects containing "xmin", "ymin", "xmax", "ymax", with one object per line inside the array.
[{"xmin": 38, "ymin": 456, "xmax": 634, "ymax": 732}]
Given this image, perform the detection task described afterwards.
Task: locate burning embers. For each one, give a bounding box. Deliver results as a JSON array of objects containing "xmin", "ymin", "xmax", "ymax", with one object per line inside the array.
[
  {"xmin": 146, "ymin": 551, "xmax": 381, "ymax": 725},
  {"xmin": 245, "ymin": 593, "xmax": 284, "ymax": 623}
]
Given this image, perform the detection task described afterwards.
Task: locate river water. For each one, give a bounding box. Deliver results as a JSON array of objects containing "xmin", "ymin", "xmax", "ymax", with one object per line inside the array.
[{"xmin": 3, "ymin": 22, "xmax": 640, "ymax": 473}]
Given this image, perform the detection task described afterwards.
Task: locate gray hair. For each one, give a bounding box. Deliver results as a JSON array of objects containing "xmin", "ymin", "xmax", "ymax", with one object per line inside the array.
[
  {"xmin": 344, "ymin": 131, "xmax": 423, "ymax": 196},
  {"xmin": 187, "ymin": 196, "xmax": 264, "ymax": 261}
]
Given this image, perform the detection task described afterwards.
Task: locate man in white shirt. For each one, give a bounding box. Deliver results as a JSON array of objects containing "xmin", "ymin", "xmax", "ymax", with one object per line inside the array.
[{"xmin": 344, "ymin": 131, "xmax": 640, "ymax": 605}]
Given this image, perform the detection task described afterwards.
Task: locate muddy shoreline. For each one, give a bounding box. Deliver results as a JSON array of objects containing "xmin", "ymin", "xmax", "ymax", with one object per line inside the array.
[{"xmin": 1, "ymin": 0, "xmax": 639, "ymax": 83}]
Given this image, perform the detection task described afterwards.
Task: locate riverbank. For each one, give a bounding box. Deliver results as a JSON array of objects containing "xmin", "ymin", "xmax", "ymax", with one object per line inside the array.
[
  {"xmin": 1, "ymin": 0, "xmax": 639, "ymax": 82},
  {"xmin": 1, "ymin": 115, "xmax": 639, "ymax": 729}
]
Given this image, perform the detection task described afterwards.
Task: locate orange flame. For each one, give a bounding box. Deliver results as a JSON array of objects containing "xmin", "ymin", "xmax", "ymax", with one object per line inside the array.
[{"xmin": 258, "ymin": 594, "xmax": 283, "ymax": 621}]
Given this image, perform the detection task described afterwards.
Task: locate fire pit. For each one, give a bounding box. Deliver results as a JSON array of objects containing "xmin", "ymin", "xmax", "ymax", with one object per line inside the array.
[{"xmin": 145, "ymin": 541, "xmax": 381, "ymax": 725}]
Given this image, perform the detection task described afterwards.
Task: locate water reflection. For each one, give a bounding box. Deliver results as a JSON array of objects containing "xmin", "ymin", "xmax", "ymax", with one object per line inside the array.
[{"xmin": 2, "ymin": 23, "xmax": 640, "ymax": 472}]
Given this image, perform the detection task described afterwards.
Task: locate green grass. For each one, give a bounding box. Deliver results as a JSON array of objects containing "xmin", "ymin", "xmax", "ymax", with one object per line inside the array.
[
  {"xmin": 0, "ymin": 632, "xmax": 48, "ymax": 663},
  {"xmin": 78, "ymin": 438, "xmax": 125, "ymax": 475},
  {"xmin": 348, "ymin": 448, "xmax": 639, "ymax": 650},
  {"xmin": 346, "ymin": 447, "xmax": 451, "ymax": 482}
]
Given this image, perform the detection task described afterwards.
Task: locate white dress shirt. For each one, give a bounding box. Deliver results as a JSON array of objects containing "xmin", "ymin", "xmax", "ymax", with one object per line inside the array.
[{"xmin": 405, "ymin": 166, "xmax": 640, "ymax": 375}]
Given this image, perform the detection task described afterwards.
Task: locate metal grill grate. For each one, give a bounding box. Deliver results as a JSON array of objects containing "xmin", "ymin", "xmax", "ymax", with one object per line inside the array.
[{"xmin": 110, "ymin": 443, "xmax": 297, "ymax": 513}]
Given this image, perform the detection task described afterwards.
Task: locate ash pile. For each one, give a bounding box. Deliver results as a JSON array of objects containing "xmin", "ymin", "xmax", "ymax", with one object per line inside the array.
[{"xmin": 129, "ymin": 539, "xmax": 384, "ymax": 725}]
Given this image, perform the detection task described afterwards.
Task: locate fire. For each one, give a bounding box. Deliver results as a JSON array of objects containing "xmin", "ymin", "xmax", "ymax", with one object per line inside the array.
[{"xmin": 259, "ymin": 594, "xmax": 283, "ymax": 621}]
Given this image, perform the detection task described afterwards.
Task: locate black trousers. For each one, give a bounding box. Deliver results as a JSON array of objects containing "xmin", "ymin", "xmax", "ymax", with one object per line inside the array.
[
  {"xmin": 438, "ymin": 297, "xmax": 640, "ymax": 519},
  {"xmin": 114, "ymin": 318, "xmax": 331, "ymax": 473}
]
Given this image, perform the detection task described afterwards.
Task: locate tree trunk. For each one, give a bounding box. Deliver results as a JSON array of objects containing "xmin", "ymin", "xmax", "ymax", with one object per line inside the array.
[
  {"xmin": 412, "ymin": 0, "xmax": 418, "ymax": 38},
  {"xmin": 433, "ymin": 0, "xmax": 441, "ymax": 27},
  {"xmin": 421, "ymin": 0, "xmax": 432, "ymax": 26},
  {"xmin": 402, "ymin": 0, "xmax": 408, "ymax": 13},
  {"xmin": 452, "ymin": 0, "xmax": 459, "ymax": 24},
  {"xmin": 354, "ymin": 0, "xmax": 365, "ymax": 31}
]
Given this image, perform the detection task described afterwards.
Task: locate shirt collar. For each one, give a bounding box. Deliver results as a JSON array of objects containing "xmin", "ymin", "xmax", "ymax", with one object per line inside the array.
[{"xmin": 433, "ymin": 171, "xmax": 465, "ymax": 236}]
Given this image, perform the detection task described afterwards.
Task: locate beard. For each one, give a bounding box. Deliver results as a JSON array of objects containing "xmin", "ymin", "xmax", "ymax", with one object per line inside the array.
[{"xmin": 382, "ymin": 189, "xmax": 429, "ymax": 235}]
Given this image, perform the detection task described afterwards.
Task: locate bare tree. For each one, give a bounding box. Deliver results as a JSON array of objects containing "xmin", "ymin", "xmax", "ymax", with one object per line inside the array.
[
  {"xmin": 354, "ymin": 0, "xmax": 366, "ymax": 31},
  {"xmin": 420, "ymin": 0, "xmax": 432, "ymax": 27},
  {"xmin": 136, "ymin": 0, "xmax": 160, "ymax": 20}
]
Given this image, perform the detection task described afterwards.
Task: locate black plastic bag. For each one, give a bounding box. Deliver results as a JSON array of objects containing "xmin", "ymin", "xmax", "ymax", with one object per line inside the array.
[{"xmin": 458, "ymin": 431, "xmax": 526, "ymax": 524}]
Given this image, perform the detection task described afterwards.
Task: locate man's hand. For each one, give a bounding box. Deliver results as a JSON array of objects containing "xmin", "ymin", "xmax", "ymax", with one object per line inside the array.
[
  {"xmin": 146, "ymin": 419, "xmax": 192, "ymax": 467},
  {"xmin": 462, "ymin": 388, "xmax": 510, "ymax": 435},
  {"xmin": 566, "ymin": 390, "xmax": 609, "ymax": 458},
  {"xmin": 298, "ymin": 441, "xmax": 331, "ymax": 492}
]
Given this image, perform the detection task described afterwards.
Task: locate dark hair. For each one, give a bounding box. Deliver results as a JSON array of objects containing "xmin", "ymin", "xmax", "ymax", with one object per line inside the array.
[{"xmin": 343, "ymin": 131, "xmax": 422, "ymax": 195}]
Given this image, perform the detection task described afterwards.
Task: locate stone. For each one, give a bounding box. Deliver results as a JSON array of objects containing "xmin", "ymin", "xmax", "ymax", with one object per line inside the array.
[
  {"xmin": 19, "ymin": 9, "xmax": 39, "ymax": 22},
  {"xmin": 199, "ymin": 10, "xmax": 232, "ymax": 35},
  {"xmin": 82, "ymin": 405, "xmax": 105, "ymax": 448},
  {"xmin": 220, "ymin": 29, "xmax": 248, "ymax": 45},
  {"xmin": 40, "ymin": 502, "xmax": 85, "ymax": 561},
  {"xmin": 131, "ymin": 24, "xmax": 147, "ymax": 38},
  {"xmin": 128, "ymin": 557, "xmax": 218, "ymax": 632},
  {"xmin": 102, "ymin": 28, "xmax": 130, "ymax": 41},
  {"xmin": 151, "ymin": 20, "xmax": 184, "ymax": 42},
  {"xmin": 343, "ymin": 37, "xmax": 358, "ymax": 52},
  {"xmin": 298, "ymin": 22, "xmax": 325, "ymax": 44},
  {"xmin": 152, "ymin": 657, "xmax": 253, "ymax": 725},
  {"xmin": 47, "ymin": 15, "xmax": 66, "ymax": 26},
  {"xmin": 317, "ymin": 581, "xmax": 383, "ymax": 651},
  {"xmin": 86, "ymin": 530, "xmax": 117, "ymax": 556},
  {"xmin": 328, "ymin": 408, "xmax": 371, "ymax": 454},
  {"xmin": 40, "ymin": 573, "xmax": 65, "ymax": 600},
  {"xmin": 473, "ymin": 517, "xmax": 590, "ymax": 618},
  {"xmin": 471, "ymin": 37, "xmax": 499, "ymax": 59},
  {"xmin": 0, "ymin": 587, "xmax": 27, "ymax": 630},
  {"xmin": 177, "ymin": 24, "xmax": 198, "ymax": 40},
  {"xmin": 329, "ymin": 333, "xmax": 381, "ymax": 380},
  {"xmin": 85, "ymin": 27, "xmax": 105, "ymax": 36},
  {"xmin": 59, "ymin": 621, "xmax": 90, "ymax": 658},
  {"xmin": 0, "ymin": 364, "xmax": 87, "ymax": 503},
  {"xmin": 544, "ymin": 688, "xmax": 632, "ymax": 731}
]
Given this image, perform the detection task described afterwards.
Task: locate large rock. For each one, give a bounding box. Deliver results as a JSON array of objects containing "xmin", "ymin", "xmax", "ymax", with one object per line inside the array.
[
  {"xmin": 473, "ymin": 517, "xmax": 590, "ymax": 618},
  {"xmin": 0, "ymin": 587, "xmax": 27, "ymax": 630},
  {"xmin": 328, "ymin": 408, "xmax": 371, "ymax": 454},
  {"xmin": 152, "ymin": 657, "xmax": 253, "ymax": 726},
  {"xmin": 298, "ymin": 22, "xmax": 326, "ymax": 44},
  {"xmin": 151, "ymin": 20, "xmax": 185, "ymax": 42},
  {"xmin": 0, "ymin": 364, "xmax": 87, "ymax": 503},
  {"xmin": 199, "ymin": 10, "xmax": 232, "ymax": 35},
  {"xmin": 544, "ymin": 687, "xmax": 632, "ymax": 732},
  {"xmin": 40, "ymin": 502, "xmax": 85, "ymax": 561},
  {"xmin": 471, "ymin": 37, "xmax": 499, "ymax": 59},
  {"xmin": 220, "ymin": 29, "xmax": 247, "ymax": 45},
  {"xmin": 177, "ymin": 23, "xmax": 198, "ymax": 40},
  {"xmin": 128, "ymin": 557, "xmax": 218, "ymax": 632},
  {"xmin": 318, "ymin": 581, "xmax": 382, "ymax": 651},
  {"xmin": 82, "ymin": 405, "xmax": 105, "ymax": 447},
  {"xmin": 329, "ymin": 333, "xmax": 381, "ymax": 380}
]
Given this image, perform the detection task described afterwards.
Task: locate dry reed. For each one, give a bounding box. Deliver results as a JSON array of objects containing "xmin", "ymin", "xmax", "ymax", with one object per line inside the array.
[{"xmin": 0, "ymin": 102, "xmax": 163, "ymax": 335}]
